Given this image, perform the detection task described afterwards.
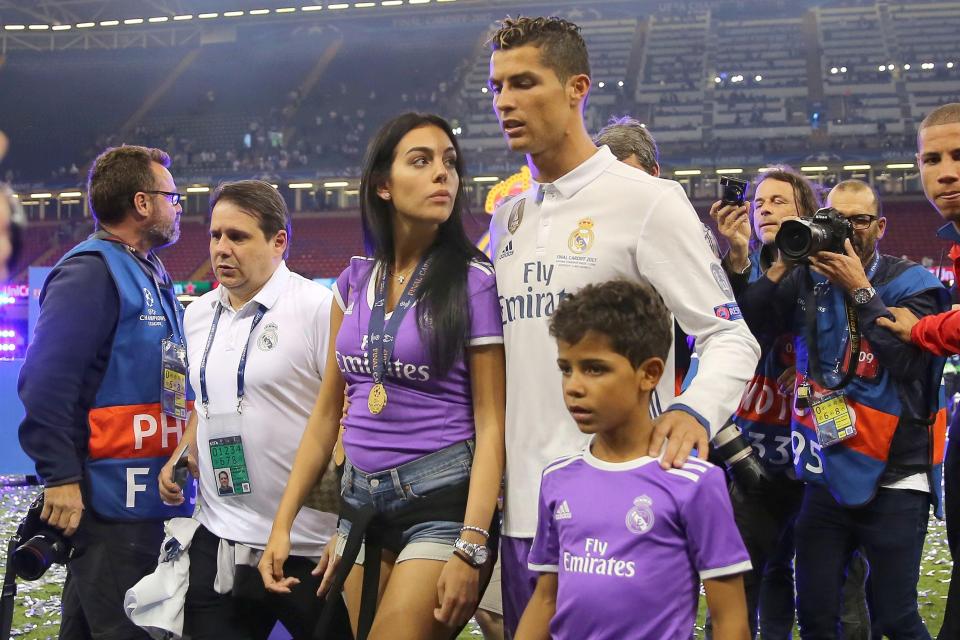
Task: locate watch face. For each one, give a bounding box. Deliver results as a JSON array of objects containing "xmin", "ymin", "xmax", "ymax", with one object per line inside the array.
[{"xmin": 474, "ymin": 546, "xmax": 490, "ymax": 566}]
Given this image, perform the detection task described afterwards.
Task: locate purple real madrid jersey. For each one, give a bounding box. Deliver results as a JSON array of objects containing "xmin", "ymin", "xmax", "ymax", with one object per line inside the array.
[
  {"xmin": 332, "ymin": 257, "xmax": 503, "ymax": 472},
  {"xmin": 528, "ymin": 444, "xmax": 751, "ymax": 640}
]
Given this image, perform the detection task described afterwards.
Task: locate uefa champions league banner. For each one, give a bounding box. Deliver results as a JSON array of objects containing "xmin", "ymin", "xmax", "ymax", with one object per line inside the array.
[{"xmin": 0, "ymin": 267, "xmax": 53, "ymax": 475}]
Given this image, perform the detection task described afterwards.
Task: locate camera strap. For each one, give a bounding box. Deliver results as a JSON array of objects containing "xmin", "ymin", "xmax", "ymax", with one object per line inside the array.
[
  {"xmin": 804, "ymin": 267, "xmax": 861, "ymax": 390},
  {"xmin": 0, "ymin": 537, "xmax": 19, "ymax": 640}
]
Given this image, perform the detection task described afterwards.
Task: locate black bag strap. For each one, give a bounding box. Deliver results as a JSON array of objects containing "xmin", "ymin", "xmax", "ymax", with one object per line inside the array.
[
  {"xmin": 314, "ymin": 481, "xmax": 470, "ymax": 640},
  {"xmin": 0, "ymin": 537, "xmax": 19, "ymax": 640}
]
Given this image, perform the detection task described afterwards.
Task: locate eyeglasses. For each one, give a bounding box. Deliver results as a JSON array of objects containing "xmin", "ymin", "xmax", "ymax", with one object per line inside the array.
[
  {"xmin": 846, "ymin": 214, "xmax": 879, "ymax": 230},
  {"xmin": 143, "ymin": 190, "xmax": 185, "ymax": 206}
]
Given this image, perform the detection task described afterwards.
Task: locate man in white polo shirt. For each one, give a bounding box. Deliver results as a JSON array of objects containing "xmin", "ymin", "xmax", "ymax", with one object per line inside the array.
[
  {"xmin": 487, "ymin": 17, "xmax": 761, "ymax": 635},
  {"xmin": 156, "ymin": 180, "xmax": 350, "ymax": 639}
]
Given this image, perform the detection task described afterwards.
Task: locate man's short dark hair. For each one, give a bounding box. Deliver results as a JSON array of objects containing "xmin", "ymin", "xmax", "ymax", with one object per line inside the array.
[
  {"xmin": 549, "ymin": 279, "xmax": 671, "ymax": 368},
  {"xmin": 489, "ymin": 16, "xmax": 590, "ymax": 83},
  {"xmin": 88, "ymin": 145, "xmax": 171, "ymax": 226},
  {"xmin": 210, "ymin": 180, "xmax": 292, "ymax": 258},
  {"xmin": 595, "ymin": 116, "xmax": 659, "ymax": 174}
]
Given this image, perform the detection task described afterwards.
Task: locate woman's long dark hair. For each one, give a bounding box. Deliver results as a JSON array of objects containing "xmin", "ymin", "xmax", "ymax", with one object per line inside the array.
[{"xmin": 360, "ymin": 112, "xmax": 489, "ymax": 375}]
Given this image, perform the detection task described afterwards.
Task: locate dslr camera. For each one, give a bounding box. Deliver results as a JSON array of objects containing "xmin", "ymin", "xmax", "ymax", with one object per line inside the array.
[
  {"xmin": 775, "ymin": 207, "xmax": 853, "ymax": 262},
  {"xmin": 8, "ymin": 494, "xmax": 76, "ymax": 580}
]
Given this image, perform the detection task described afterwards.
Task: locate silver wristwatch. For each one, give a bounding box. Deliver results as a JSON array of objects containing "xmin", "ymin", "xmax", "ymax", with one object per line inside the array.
[
  {"xmin": 453, "ymin": 537, "xmax": 490, "ymax": 568},
  {"xmin": 851, "ymin": 286, "xmax": 877, "ymax": 306}
]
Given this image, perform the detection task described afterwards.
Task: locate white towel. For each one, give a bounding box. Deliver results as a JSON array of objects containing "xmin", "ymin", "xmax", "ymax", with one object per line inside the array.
[{"xmin": 123, "ymin": 518, "xmax": 202, "ymax": 640}]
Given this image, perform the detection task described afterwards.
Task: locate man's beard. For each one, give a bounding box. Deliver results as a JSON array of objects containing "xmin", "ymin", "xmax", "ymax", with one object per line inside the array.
[
  {"xmin": 852, "ymin": 235, "xmax": 876, "ymax": 265},
  {"xmin": 146, "ymin": 217, "xmax": 180, "ymax": 249}
]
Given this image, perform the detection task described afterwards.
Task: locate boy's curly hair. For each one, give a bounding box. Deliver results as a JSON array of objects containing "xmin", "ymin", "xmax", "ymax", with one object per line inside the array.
[{"xmin": 550, "ymin": 279, "xmax": 671, "ymax": 368}]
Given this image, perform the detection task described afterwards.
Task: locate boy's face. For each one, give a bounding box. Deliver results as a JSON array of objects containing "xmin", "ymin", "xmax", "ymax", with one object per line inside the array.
[
  {"xmin": 556, "ymin": 330, "xmax": 662, "ymax": 435},
  {"xmin": 489, "ymin": 44, "xmax": 581, "ymax": 155}
]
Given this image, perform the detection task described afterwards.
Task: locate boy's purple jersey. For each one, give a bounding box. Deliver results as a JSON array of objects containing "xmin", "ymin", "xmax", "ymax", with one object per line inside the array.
[
  {"xmin": 528, "ymin": 445, "xmax": 750, "ymax": 640},
  {"xmin": 333, "ymin": 257, "xmax": 503, "ymax": 472}
]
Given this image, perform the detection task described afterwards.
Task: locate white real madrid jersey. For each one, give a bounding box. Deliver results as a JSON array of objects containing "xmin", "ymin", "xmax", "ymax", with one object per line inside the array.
[
  {"xmin": 184, "ymin": 262, "xmax": 338, "ymax": 555},
  {"xmin": 490, "ymin": 146, "xmax": 761, "ymax": 537}
]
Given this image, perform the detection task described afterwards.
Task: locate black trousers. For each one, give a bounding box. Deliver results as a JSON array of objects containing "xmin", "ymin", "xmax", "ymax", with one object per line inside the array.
[
  {"xmin": 183, "ymin": 525, "xmax": 352, "ymax": 640},
  {"xmin": 939, "ymin": 413, "xmax": 960, "ymax": 640},
  {"xmin": 60, "ymin": 513, "xmax": 165, "ymax": 640}
]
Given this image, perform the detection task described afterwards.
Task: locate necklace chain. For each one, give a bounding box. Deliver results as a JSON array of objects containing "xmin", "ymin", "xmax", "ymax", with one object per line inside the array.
[{"xmin": 392, "ymin": 263, "xmax": 416, "ymax": 284}]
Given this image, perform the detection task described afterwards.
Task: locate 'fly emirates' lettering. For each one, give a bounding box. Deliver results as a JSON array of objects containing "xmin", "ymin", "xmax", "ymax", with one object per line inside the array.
[
  {"xmin": 499, "ymin": 261, "xmax": 571, "ymax": 324},
  {"xmin": 563, "ymin": 536, "xmax": 636, "ymax": 578},
  {"xmin": 336, "ymin": 333, "xmax": 432, "ymax": 382}
]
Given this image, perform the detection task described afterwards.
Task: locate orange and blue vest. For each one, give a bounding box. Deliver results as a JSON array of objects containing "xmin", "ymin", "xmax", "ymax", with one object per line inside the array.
[
  {"xmin": 732, "ymin": 248, "xmax": 796, "ymax": 471},
  {"xmin": 791, "ymin": 255, "xmax": 949, "ymax": 507},
  {"xmin": 57, "ymin": 238, "xmax": 195, "ymax": 520}
]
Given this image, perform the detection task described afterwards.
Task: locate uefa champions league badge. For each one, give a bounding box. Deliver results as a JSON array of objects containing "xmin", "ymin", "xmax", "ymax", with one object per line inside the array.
[
  {"xmin": 567, "ymin": 217, "xmax": 596, "ymax": 254},
  {"xmin": 711, "ymin": 262, "xmax": 734, "ymax": 299},
  {"xmin": 625, "ymin": 495, "xmax": 655, "ymax": 535},
  {"xmin": 257, "ymin": 322, "xmax": 279, "ymax": 352}
]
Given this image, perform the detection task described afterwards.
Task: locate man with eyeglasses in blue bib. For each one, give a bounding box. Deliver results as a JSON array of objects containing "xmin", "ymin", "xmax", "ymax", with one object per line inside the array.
[{"xmin": 18, "ymin": 145, "xmax": 194, "ymax": 640}]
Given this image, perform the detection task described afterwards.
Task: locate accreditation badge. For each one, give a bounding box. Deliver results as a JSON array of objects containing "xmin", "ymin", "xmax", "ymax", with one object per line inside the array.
[
  {"xmin": 208, "ymin": 434, "xmax": 253, "ymax": 497},
  {"xmin": 160, "ymin": 338, "xmax": 188, "ymax": 420},
  {"xmin": 811, "ymin": 391, "xmax": 857, "ymax": 447}
]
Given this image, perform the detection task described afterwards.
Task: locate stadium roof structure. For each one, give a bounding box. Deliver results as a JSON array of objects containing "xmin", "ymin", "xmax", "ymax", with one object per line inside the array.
[{"xmin": 0, "ymin": 0, "xmax": 829, "ymax": 51}]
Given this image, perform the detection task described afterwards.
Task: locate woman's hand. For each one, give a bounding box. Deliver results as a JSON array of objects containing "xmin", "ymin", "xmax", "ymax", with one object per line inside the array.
[
  {"xmin": 433, "ymin": 555, "xmax": 480, "ymax": 627},
  {"xmin": 314, "ymin": 535, "xmax": 343, "ymax": 598}
]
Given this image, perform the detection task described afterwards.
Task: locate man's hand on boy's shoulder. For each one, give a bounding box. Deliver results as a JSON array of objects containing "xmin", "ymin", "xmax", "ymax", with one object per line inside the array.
[{"xmin": 648, "ymin": 411, "xmax": 709, "ymax": 469}]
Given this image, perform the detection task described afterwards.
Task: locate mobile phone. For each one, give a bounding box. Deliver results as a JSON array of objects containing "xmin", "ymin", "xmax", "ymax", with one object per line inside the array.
[{"xmin": 172, "ymin": 447, "xmax": 190, "ymax": 490}]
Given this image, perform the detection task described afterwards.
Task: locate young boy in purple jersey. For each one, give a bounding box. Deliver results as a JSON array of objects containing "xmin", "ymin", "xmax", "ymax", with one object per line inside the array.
[{"xmin": 517, "ymin": 280, "xmax": 751, "ymax": 640}]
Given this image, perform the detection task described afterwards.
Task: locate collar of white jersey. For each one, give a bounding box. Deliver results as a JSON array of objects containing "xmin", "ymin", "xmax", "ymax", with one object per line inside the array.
[
  {"xmin": 213, "ymin": 260, "xmax": 290, "ymax": 311},
  {"xmin": 534, "ymin": 145, "xmax": 616, "ymax": 201}
]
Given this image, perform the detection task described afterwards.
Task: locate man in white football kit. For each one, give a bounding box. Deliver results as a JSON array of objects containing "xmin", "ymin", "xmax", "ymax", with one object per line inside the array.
[{"xmin": 486, "ymin": 17, "xmax": 760, "ymax": 635}]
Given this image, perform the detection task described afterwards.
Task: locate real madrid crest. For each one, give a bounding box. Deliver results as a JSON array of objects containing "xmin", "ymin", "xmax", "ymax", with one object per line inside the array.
[
  {"xmin": 625, "ymin": 495, "xmax": 655, "ymax": 535},
  {"xmin": 567, "ymin": 217, "xmax": 596, "ymax": 255},
  {"xmin": 257, "ymin": 322, "xmax": 279, "ymax": 352},
  {"xmin": 507, "ymin": 199, "xmax": 525, "ymax": 235}
]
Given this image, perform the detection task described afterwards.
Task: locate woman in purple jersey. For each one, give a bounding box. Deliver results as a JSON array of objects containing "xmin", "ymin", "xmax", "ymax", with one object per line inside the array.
[{"xmin": 260, "ymin": 113, "xmax": 506, "ymax": 640}]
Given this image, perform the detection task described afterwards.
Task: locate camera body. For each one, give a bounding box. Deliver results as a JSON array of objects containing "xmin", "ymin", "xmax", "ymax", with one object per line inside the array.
[
  {"xmin": 775, "ymin": 207, "xmax": 853, "ymax": 262},
  {"xmin": 719, "ymin": 176, "xmax": 749, "ymax": 206},
  {"xmin": 10, "ymin": 494, "xmax": 75, "ymax": 580}
]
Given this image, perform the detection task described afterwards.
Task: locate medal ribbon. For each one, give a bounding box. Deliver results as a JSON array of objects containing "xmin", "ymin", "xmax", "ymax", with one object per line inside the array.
[
  {"xmin": 367, "ymin": 257, "xmax": 431, "ymax": 389},
  {"xmin": 199, "ymin": 302, "xmax": 268, "ymax": 416}
]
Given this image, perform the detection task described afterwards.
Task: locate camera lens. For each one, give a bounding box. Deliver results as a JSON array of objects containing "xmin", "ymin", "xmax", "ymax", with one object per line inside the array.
[
  {"xmin": 11, "ymin": 535, "xmax": 60, "ymax": 581},
  {"xmin": 712, "ymin": 425, "xmax": 769, "ymax": 490},
  {"xmin": 775, "ymin": 219, "xmax": 813, "ymax": 260}
]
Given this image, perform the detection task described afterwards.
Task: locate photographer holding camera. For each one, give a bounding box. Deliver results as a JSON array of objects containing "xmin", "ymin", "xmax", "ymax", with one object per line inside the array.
[
  {"xmin": 738, "ymin": 179, "xmax": 949, "ymax": 638},
  {"xmin": 16, "ymin": 146, "xmax": 194, "ymax": 639},
  {"xmin": 709, "ymin": 169, "xmax": 819, "ymax": 638}
]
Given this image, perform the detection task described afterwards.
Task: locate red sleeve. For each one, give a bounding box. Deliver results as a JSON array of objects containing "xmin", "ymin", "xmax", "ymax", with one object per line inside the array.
[{"xmin": 911, "ymin": 309, "xmax": 960, "ymax": 356}]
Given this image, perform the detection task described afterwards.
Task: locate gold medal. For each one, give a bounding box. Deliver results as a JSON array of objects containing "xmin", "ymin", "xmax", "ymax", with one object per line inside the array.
[{"xmin": 368, "ymin": 382, "xmax": 387, "ymax": 415}]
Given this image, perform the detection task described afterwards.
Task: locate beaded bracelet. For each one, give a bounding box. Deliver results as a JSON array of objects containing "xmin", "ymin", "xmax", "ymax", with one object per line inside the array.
[{"xmin": 459, "ymin": 525, "xmax": 490, "ymax": 538}]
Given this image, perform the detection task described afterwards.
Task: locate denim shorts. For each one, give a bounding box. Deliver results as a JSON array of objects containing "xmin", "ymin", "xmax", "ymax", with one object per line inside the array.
[{"xmin": 335, "ymin": 440, "xmax": 474, "ymax": 564}]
